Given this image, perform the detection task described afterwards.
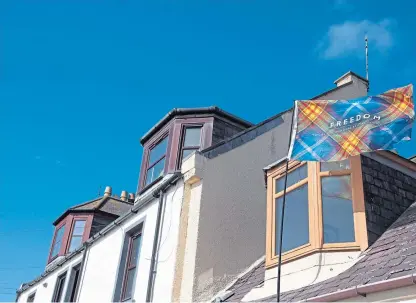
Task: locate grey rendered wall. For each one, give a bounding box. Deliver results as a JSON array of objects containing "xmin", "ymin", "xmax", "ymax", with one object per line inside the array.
[
  {"xmin": 193, "ymin": 79, "xmax": 368, "ymax": 301},
  {"xmin": 193, "ymin": 111, "xmax": 293, "ymax": 300}
]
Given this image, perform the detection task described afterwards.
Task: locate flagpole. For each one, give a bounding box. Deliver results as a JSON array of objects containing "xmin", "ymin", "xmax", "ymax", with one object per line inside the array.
[{"xmin": 277, "ymin": 103, "xmax": 296, "ymax": 302}]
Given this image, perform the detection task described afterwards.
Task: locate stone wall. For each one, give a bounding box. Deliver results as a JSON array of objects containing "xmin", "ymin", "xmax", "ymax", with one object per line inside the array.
[{"xmin": 361, "ymin": 155, "xmax": 416, "ymax": 245}]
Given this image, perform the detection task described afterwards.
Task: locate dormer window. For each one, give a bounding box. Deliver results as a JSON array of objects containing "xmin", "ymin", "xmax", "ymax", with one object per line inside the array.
[
  {"xmin": 138, "ymin": 108, "xmax": 253, "ymax": 191},
  {"xmin": 266, "ymin": 156, "xmax": 367, "ymax": 267},
  {"xmin": 145, "ymin": 135, "xmax": 169, "ymax": 186}
]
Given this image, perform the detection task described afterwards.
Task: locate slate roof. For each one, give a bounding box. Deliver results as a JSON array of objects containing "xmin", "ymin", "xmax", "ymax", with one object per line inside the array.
[
  {"xmin": 223, "ymin": 201, "xmax": 416, "ymax": 302},
  {"xmin": 53, "ymin": 196, "xmax": 133, "ymax": 225}
]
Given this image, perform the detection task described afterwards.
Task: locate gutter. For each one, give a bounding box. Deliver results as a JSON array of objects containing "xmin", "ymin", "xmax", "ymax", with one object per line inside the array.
[
  {"xmin": 16, "ymin": 173, "xmax": 181, "ymax": 295},
  {"xmin": 305, "ymin": 274, "xmax": 416, "ymax": 302}
]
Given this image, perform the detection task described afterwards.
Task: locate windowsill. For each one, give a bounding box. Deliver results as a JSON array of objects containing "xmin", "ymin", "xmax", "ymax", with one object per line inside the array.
[{"xmin": 266, "ymin": 245, "xmax": 361, "ymax": 269}]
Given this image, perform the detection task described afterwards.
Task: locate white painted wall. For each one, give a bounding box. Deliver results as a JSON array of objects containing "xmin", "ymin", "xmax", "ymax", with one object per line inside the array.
[
  {"xmin": 17, "ymin": 255, "xmax": 82, "ymax": 303},
  {"xmin": 180, "ymin": 179, "xmax": 203, "ymax": 302},
  {"xmin": 242, "ymin": 251, "xmax": 362, "ymax": 302},
  {"xmin": 17, "ymin": 179, "xmax": 184, "ymax": 303}
]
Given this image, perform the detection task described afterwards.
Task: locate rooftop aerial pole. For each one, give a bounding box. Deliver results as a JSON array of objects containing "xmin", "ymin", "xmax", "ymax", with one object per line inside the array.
[{"xmin": 365, "ymin": 35, "xmax": 369, "ymax": 93}]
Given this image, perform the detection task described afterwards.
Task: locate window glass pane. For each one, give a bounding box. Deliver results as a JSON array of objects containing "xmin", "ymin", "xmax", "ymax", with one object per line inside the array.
[
  {"xmin": 72, "ymin": 220, "xmax": 86, "ymax": 236},
  {"xmin": 275, "ymin": 184, "xmax": 309, "ymax": 254},
  {"xmin": 149, "ymin": 137, "xmax": 168, "ymax": 165},
  {"xmin": 27, "ymin": 293, "xmax": 36, "ymax": 302},
  {"xmin": 123, "ymin": 269, "xmax": 136, "ymax": 300},
  {"xmin": 68, "ymin": 236, "xmax": 83, "ymax": 253},
  {"xmin": 129, "ymin": 235, "xmax": 141, "ymax": 267},
  {"xmin": 69, "ymin": 267, "xmax": 81, "ymax": 302},
  {"xmin": 275, "ymin": 165, "xmax": 307, "ymax": 193},
  {"xmin": 146, "ymin": 158, "xmax": 165, "ymax": 185},
  {"xmin": 322, "ymin": 175, "xmax": 355, "ymax": 243},
  {"xmin": 320, "ymin": 159, "xmax": 350, "ymax": 172},
  {"xmin": 183, "ymin": 127, "xmax": 201, "ymax": 147},
  {"xmin": 182, "ymin": 149, "xmax": 197, "ymax": 163},
  {"xmin": 52, "ymin": 225, "xmax": 65, "ymax": 257}
]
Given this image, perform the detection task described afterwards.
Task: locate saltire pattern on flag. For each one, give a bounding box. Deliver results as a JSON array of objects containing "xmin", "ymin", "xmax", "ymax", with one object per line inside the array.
[{"xmin": 288, "ymin": 84, "xmax": 414, "ymax": 162}]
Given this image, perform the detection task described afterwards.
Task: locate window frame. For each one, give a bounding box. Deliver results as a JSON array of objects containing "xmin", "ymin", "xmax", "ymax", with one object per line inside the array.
[
  {"xmin": 143, "ymin": 133, "xmax": 170, "ymax": 188},
  {"xmin": 66, "ymin": 217, "xmax": 88, "ymax": 254},
  {"xmin": 266, "ymin": 155, "xmax": 367, "ymax": 268},
  {"xmin": 177, "ymin": 124, "xmax": 203, "ymax": 168},
  {"xmin": 120, "ymin": 230, "xmax": 142, "ymax": 302},
  {"xmin": 49, "ymin": 221, "xmax": 67, "ymax": 262},
  {"xmin": 52, "ymin": 271, "xmax": 67, "ymax": 302},
  {"xmin": 64, "ymin": 263, "xmax": 82, "ymax": 302}
]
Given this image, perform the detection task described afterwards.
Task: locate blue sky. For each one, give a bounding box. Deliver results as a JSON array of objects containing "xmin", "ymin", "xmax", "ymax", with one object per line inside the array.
[{"xmin": 1, "ymin": 0, "xmax": 416, "ymax": 300}]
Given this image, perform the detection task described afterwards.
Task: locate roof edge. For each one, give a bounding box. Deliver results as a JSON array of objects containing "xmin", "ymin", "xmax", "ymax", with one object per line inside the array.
[
  {"xmin": 306, "ymin": 274, "xmax": 416, "ymax": 302},
  {"xmin": 140, "ymin": 107, "xmax": 253, "ymax": 145}
]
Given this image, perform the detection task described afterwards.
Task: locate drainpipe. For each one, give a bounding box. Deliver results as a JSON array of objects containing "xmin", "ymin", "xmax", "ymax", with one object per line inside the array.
[
  {"xmin": 74, "ymin": 242, "xmax": 90, "ymax": 302},
  {"xmin": 146, "ymin": 189, "xmax": 166, "ymax": 302}
]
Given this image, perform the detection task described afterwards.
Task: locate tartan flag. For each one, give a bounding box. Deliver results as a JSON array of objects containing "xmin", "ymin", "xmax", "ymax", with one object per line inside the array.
[{"xmin": 288, "ymin": 84, "xmax": 414, "ymax": 162}]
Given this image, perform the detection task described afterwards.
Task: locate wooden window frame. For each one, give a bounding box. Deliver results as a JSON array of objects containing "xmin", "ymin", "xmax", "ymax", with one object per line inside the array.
[
  {"xmin": 52, "ymin": 271, "xmax": 67, "ymax": 302},
  {"xmin": 266, "ymin": 155, "xmax": 367, "ymax": 268},
  {"xmin": 176, "ymin": 124, "xmax": 203, "ymax": 168},
  {"xmin": 66, "ymin": 217, "xmax": 88, "ymax": 254},
  {"xmin": 49, "ymin": 221, "xmax": 66, "ymax": 262},
  {"xmin": 120, "ymin": 231, "xmax": 142, "ymax": 302},
  {"xmin": 48, "ymin": 214, "xmax": 93, "ymax": 264},
  {"xmin": 142, "ymin": 132, "xmax": 170, "ymax": 188}
]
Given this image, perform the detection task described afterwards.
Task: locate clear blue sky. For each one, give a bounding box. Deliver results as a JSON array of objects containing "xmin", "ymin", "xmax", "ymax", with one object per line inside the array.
[{"xmin": 1, "ymin": 0, "xmax": 415, "ymax": 300}]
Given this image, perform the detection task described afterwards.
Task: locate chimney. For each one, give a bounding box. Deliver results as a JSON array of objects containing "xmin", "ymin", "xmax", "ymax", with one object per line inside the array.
[
  {"xmin": 128, "ymin": 193, "xmax": 135, "ymax": 203},
  {"xmin": 104, "ymin": 186, "xmax": 112, "ymax": 197},
  {"xmin": 334, "ymin": 71, "xmax": 368, "ymax": 88},
  {"xmin": 120, "ymin": 190, "xmax": 128, "ymax": 201}
]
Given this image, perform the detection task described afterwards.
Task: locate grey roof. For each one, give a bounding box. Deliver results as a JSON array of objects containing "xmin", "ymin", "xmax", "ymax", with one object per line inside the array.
[
  {"xmin": 53, "ymin": 196, "xmax": 133, "ymax": 225},
  {"xmin": 223, "ymin": 201, "xmax": 416, "ymax": 302},
  {"xmin": 140, "ymin": 107, "xmax": 253, "ymax": 144}
]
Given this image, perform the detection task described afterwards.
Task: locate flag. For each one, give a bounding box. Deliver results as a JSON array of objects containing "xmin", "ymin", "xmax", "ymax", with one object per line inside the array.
[{"xmin": 288, "ymin": 84, "xmax": 414, "ymax": 162}]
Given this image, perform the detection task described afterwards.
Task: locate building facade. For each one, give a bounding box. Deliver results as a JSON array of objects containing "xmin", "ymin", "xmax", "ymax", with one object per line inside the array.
[{"xmin": 17, "ymin": 71, "xmax": 416, "ymax": 303}]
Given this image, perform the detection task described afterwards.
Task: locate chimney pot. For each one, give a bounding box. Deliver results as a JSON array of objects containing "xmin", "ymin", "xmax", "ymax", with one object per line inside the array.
[
  {"xmin": 120, "ymin": 190, "xmax": 128, "ymax": 201},
  {"xmin": 104, "ymin": 186, "xmax": 112, "ymax": 197},
  {"xmin": 128, "ymin": 193, "xmax": 135, "ymax": 202}
]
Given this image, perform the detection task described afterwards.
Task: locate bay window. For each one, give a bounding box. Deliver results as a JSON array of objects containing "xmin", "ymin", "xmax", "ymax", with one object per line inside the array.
[{"xmin": 266, "ymin": 156, "xmax": 367, "ymax": 267}]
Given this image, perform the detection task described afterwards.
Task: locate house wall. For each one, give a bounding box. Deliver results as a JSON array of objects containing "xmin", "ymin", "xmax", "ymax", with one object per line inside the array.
[
  {"xmin": 361, "ymin": 154, "xmax": 416, "ymax": 245},
  {"xmin": 16, "ymin": 256, "xmax": 83, "ymax": 303},
  {"xmin": 191, "ymin": 77, "xmax": 369, "ymax": 301},
  {"xmin": 192, "ymin": 110, "xmax": 293, "ymax": 301},
  {"xmin": 17, "ymin": 181, "xmax": 184, "ymax": 303}
]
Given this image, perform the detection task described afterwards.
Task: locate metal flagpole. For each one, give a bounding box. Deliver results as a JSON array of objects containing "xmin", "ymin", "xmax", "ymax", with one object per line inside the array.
[
  {"xmin": 365, "ymin": 35, "xmax": 369, "ymax": 93},
  {"xmin": 277, "ymin": 103, "xmax": 296, "ymax": 302}
]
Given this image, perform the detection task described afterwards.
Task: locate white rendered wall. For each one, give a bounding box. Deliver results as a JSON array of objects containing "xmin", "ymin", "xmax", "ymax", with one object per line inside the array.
[
  {"xmin": 17, "ymin": 180, "xmax": 184, "ymax": 303},
  {"xmin": 17, "ymin": 255, "xmax": 82, "ymax": 303},
  {"xmin": 242, "ymin": 251, "xmax": 362, "ymax": 302}
]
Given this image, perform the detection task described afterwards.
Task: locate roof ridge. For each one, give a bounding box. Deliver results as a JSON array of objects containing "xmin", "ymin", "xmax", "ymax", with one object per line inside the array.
[{"xmin": 69, "ymin": 196, "xmax": 103, "ymax": 210}]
